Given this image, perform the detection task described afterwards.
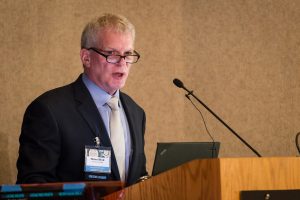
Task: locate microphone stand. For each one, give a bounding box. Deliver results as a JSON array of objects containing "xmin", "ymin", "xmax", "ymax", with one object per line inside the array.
[{"xmin": 180, "ymin": 83, "xmax": 262, "ymax": 157}]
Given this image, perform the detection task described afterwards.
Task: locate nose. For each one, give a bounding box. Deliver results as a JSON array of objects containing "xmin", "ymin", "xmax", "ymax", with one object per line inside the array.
[{"xmin": 117, "ymin": 57, "xmax": 128, "ymax": 67}]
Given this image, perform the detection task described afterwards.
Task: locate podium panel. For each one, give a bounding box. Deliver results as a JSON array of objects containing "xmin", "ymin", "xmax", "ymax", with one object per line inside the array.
[
  {"xmin": 104, "ymin": 157, "xmax": 300, "ymax": 200},
  {"xmin": 220, "ymin": 157, "xmax": 300, "ymax": 199}
]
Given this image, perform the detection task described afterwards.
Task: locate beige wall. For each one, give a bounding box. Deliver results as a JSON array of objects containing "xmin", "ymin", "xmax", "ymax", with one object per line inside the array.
[{"xmin": 1, "ymin": 0, "xmax": 300, "ymax": 184}]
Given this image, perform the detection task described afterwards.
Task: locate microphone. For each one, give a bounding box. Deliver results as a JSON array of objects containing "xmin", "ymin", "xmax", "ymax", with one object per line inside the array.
[
  {"xmin": 296, "ymin": 132, "xmax": 300, "ymax": 155},
  {"xmin": 173, "ymin": 78, "xmax": 262, "ymax": 157},
  {"xmin": 173, "ymin": 79, "xmax": 184, "ymax": 88},
  {"xmin": 173, "ymin": 79, "xmax": 193, "ymax": 96}
]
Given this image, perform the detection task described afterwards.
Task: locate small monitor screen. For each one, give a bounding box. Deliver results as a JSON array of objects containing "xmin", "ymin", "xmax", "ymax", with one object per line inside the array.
[{"xmin": 152, "ymin": 142, "xmax": 220, "ymax": 176}]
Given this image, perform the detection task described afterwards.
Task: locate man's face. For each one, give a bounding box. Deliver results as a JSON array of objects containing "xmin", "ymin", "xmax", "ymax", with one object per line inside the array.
[{"xmin": 83, "ymin": 28, "xmax": 134, "ymax": 95}]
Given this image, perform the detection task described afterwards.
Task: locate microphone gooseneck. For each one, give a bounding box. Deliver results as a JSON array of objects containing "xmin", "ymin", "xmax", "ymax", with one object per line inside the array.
[{"xmin": 173, "ymin": 78, "xmax": 262, "ymax": 157}]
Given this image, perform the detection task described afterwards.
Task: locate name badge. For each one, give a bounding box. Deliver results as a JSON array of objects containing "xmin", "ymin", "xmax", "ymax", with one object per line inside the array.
[{"xmin": 84, "ymin": 146, "xmax": 111, "ymax": 174}]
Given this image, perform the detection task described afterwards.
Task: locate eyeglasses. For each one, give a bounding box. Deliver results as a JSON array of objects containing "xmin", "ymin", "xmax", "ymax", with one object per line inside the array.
[{"xmin": 87, "ymin": 47, "xmax": 140, "ymax": 64}]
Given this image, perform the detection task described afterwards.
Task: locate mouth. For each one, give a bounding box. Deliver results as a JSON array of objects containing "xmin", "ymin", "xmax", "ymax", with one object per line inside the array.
[{"xmin": 112, "ymin": 72, "xmax": 125, "ymax": 79}]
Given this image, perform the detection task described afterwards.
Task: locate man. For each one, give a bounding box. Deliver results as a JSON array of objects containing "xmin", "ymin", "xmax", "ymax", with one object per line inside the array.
[{"xmin": 17, "ymin": 13, "xmax": 148, "ymax": 186}]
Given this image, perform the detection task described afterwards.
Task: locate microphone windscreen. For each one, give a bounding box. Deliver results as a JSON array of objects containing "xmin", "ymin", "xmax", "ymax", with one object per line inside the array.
[{"xmin": 173, "ymin": 78, "xmax": 184, "ymax": 88}]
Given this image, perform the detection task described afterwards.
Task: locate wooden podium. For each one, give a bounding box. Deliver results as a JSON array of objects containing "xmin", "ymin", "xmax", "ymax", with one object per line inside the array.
[
  {"xmin": 2, "ymin": 157, "xmax": 298, "ymax": 199},
  {"xmin": 104, "ymin": 157, "xmax": 300, "ymax": 200}
]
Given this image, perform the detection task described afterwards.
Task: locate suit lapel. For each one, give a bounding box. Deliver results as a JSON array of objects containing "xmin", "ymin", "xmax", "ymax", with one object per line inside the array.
[
  {"xmin": 72, "ymin": 75, "xmax": 120, "ymax": 180},
  {"xmin": 120, "ymin": 92, "xmax": 137, "ymax": 183}
]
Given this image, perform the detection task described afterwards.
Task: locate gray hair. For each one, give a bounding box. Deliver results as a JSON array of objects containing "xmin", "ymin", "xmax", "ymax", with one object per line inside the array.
[{"xmin": 81, "ymin": 13, "xmax": 135, "ymax": 48}]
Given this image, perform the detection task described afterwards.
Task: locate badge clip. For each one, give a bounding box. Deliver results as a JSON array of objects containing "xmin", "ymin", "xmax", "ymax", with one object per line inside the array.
[{"xmin": 94, "ymin": 137, "xmax": 100, "ymax": 147}]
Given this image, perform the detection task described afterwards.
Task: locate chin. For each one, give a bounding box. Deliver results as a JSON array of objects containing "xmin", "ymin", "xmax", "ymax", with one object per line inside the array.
[{"xmin": 115, "ymin": 80, "xmax": 126, "ymax": 89}]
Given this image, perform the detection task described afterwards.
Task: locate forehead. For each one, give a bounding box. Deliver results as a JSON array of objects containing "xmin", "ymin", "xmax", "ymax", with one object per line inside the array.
[{"xmin": 97, "ymin": 28, "xmax": 134, "ymax": 50}]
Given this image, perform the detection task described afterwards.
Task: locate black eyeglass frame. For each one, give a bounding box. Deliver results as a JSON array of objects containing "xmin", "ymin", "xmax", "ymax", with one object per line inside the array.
[{"xmin": 86, "ymin": 47, "xmax": 140, "ymax": 64}]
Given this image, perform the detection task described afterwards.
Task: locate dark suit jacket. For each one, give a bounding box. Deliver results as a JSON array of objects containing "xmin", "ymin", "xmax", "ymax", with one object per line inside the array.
[{"xmin": 17, "ymin": 74, "xmax": 147, "ymax": 186}]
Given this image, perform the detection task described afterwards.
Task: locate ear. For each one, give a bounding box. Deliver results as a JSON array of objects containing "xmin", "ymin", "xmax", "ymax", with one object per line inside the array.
[{"xmin": 80, "ymin": 49, "xmax": 91, "ymax": 68}]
